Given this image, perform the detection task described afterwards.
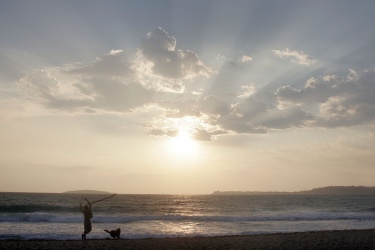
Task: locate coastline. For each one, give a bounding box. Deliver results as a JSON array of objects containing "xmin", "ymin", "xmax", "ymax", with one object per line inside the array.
[{"xmin": 1, "ymin": 229, "xmax": 374, "ymax": 250}]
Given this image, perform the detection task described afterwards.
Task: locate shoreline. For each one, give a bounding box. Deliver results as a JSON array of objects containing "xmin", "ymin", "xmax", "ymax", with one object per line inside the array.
[{"xmin": 1, "ymin": 229, "xmax": 374, "ymax": 250}]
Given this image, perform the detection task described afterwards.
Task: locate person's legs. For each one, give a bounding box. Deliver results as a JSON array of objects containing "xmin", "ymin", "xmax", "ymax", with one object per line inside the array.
[{"xmin": 83, "ymin": 220, "xmax": 91, "ymax": 240}]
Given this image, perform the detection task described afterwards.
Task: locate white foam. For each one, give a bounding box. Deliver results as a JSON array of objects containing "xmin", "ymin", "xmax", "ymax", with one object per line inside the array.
[{"xmin": 1, "ymin": 212, "xmax": 374, "ymax": 223}]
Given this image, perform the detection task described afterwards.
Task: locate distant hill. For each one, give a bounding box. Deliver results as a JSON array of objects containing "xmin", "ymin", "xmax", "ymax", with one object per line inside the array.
[
  {"xmin": 212, "ymin": 186, "xmax": 375, "ymax": 195},
  {"xmin": 212, "ymin": 191, "xmax": 291, "ymax": 195},
  {"xmin": 63, "ymin": 190, "xmax": 111, "ymax": 194},
  {"xmin": 299, "ymin": 186, "xmax": 375, "ymax": 195}
]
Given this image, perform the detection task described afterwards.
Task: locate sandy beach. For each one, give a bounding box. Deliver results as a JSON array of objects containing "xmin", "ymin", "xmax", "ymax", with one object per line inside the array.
[{"xmin": 1, "ymin": 229, "xmax": 374, "ymax": 250}]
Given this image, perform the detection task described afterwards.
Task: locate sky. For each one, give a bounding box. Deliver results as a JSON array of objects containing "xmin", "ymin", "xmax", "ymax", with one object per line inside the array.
[{"xmin": 1, "ymin": 1, "xmax": 375, "ymax": 194}]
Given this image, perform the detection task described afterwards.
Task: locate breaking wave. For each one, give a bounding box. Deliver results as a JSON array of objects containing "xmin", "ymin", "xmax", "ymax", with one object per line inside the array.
[{"xmin": 1, "ymin": 212, "xmax": 374, "ymax": 223}]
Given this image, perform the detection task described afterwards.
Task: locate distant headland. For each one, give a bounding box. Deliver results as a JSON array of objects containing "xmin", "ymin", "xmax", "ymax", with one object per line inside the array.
[
  {"xmin": 212, "ymin": 186, "xmax": 375, "ymax": 195},
  {"xmin": 63, "ymin": 189, "xmax": 111, "ymax": 194}
]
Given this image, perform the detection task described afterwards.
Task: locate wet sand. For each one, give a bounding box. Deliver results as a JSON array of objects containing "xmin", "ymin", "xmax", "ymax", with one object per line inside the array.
[{"xmin": 1, "ymin": 229, "xmax": 374, "ymax": 250}]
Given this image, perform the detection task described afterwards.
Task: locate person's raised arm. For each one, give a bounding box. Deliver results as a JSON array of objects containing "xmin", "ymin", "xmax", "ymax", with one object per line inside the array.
[{"xmin": 84, "ymin": 198, "xmax": 91, "ymax": 208}]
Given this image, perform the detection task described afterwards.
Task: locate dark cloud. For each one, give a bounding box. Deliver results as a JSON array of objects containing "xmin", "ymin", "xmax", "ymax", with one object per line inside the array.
[
  {"xmin": 216, "ymin": 113, "xmax": 268, "ymax": 134},
  {"xmin": 258, "ymin": 107, "xmax": 313, "ymax": 129},
  {"xmin": 276, "ymin": 69, "xmax": 375, "ymax": 128},
  {"xmin": 276, "ymin": 77, "xmax": 333, "ymax": 104},
  {"xmin": 138, "ymin": 27, "xmax": 211, "ymax": 80}
]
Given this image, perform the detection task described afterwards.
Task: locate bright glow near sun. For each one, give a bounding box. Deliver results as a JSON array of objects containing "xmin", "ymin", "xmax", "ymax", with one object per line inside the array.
[
  {"xmin": 159, "ymin": 116, "xmax": 207, "ymax": 163},
  {"xmin": 167, "ymin": 129, "xmax": 199, "ymax": 159},
  {"xmin": 176, "ymin": 129, "xmax": 192, "ymax": 144}
]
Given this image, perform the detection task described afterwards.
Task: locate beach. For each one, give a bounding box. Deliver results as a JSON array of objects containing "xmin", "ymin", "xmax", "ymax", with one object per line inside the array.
[{"xmin": 1, "ymin": 229, "xmax": 374, "ymax": 250}]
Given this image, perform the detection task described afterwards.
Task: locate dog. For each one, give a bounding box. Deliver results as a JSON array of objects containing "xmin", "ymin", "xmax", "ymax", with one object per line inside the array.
[{"xmin": 104, "ymin": 228, "xmax": 121, "ymax": 239}]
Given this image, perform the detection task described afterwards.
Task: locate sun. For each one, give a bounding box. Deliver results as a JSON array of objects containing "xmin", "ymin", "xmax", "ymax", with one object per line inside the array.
[
  {"xmin": 160, "ymin": 116, "xmax": 205, "ymax": 161},
  {"xmin": 176, "ymin": 129, "xmax": 192, "ymax": 144},
  {"xmin": 167, "ymin": 129, "xmax": 198, "ymax": 158}
]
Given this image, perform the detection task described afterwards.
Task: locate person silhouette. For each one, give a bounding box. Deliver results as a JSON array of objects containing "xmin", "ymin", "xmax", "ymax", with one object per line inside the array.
[{"xmin": 80, "ymin": 198, "xmax": 93, "ymax": 240}]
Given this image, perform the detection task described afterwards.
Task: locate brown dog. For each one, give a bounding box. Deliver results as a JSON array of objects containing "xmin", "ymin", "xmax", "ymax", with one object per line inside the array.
[{"xmin": 104, "ymin": 228, "xmax": 121, "ymax": 239}]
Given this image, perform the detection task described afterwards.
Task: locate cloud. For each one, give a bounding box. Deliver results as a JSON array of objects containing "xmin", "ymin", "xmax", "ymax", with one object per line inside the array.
[
  {"xmin": 207, "ymin": 90, "xmax": 315, "ymax": 133},
  {"xmin": 138, "ymin": 27, "xmax": 212, "ymax": 80},
  {"xmin": 216, "ymin": 113, "xmax": 268, "ymax": 134},
  {"xmin": 18, "ymin": 28, "xmax": 214, "ymax": 116},
  {"xmin": 20, "ymin": 68, "xmax": 93, "ymax": 110},
  {"xmin": 149, "ymin": 128, "xmax": 178, "ymax": 137},
  {"xmin": 213, "ymin": 93, "xmax": 296, "ymax": 133},
  {"xmin": 241, "ymin": 55, "xmax": 252, "ymax": 63},
  {"xmin": 149, "ymin": 127, "xmax": 225, "ymax": 142},
  {"xmin": 272, "ymin": 48, "xmax": 316, "ymax": 65},
  {"xmin": 237, "ymin": 84, "xmax": 255, "ymax": 99},
  {"xmin": 201, "ymin": 68, "xmax": 375, "ymax": 135},
  {"xmin": 22, "ymin": 51, "xmax": 153, "ymax": 113},
  {"xmin": 215, "ymin": 54, "xmax": 226, "ymax": 60},
  {"xmin": 7, "ymin": 27, "xmax": 375, "ymax": 142},
  {"xmin": 87, "ymin": 77, "xmax": 153, "ymax": 112},
  {"xmin": 199, "ymin": 96, "xmax": 230, "ymax": 116},
  {"xmin": 70, "ymin": 50, "xmax": 134, "ymax": 78},
  {"xmin": 192, "ymin": 128, "xmax": 226, "ymax": 141},
  {"xmin": 276, "ymin": 77, "xmax": 333, "ymax": 104},
  {"xmin": 9, "ymin": 28, "xmax": 220, "ymax": 139},
  {"xmin": 257, "ymin": 106, "xmax": 313, "ymax": 129},
  {"xmin": 159, "ymin": 99, "xmax": 201, "ymax": 118},
  {"xmin": 276, "ymin": 69, "xmax": 375, "ymax": 128}
]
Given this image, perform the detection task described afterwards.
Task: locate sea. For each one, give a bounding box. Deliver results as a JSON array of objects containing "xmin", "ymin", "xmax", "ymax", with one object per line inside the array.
[{"xmin": 0, "ymin": 193, "xmax": 374, "ymax": 240}]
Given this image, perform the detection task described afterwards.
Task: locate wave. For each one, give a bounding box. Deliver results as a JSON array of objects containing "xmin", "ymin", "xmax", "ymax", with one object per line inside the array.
[
  {"xmin": 0, "ymin": 205, "xmax": 78, "ymax": 213},
  {"xmin": 1, "ymin": 212, "xmax": 374, "ymax": 223}
]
